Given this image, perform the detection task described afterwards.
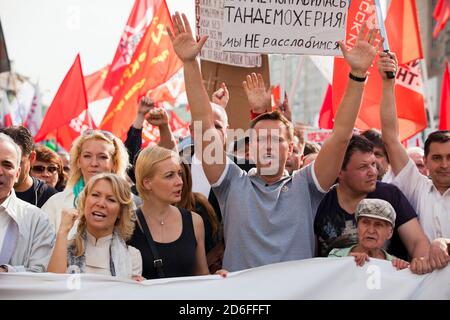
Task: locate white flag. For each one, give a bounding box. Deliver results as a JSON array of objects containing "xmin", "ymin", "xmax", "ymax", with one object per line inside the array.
[
  {"xmin": 24, "ymin": 84, "xmax": 43, "ymax": 136},
  {"xmin": 0, "ymin": 90, "xmax": 13, "ymax": 128}
]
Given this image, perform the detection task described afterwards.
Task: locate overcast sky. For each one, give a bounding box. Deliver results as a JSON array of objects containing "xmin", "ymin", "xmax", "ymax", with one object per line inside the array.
[{"xmin": 0, "ymin": 0, "xmax": 195, "ymax": 104}]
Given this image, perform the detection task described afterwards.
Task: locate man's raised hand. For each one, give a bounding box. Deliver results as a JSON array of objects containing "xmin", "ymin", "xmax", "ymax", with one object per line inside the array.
[
  {"xmin": 167, "ymin": 12, "xmax": 208, "ymax": 62},
  {"xmin": 338, "ymin": 22, "xmax": 383, "ymax": 78}
]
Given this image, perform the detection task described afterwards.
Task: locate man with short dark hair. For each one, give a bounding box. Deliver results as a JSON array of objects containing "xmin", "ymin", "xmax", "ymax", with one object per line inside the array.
[
  {"xmin": 379, "ymin": 51, "xmax": 450, "ymax": 271},
  {"xmin": 314, "ymin": 135, "xmax": 430, "ymax": 274},
  {"xmin": 0, "ymin": 126, "xmax": 57, "ymax": 207},
  {"xmin": 361, "ymin": 129, "xmax": 390, "ymax": 180},
  {"xmin": 285, "ymin": 136, "xmax": 302, "ymax": 174}
]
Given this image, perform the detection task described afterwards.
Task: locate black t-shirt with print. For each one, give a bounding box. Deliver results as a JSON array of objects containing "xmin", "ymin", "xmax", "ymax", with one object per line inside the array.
[{"xmin": 314, "ymin": 182, "xmax": 418, "ymax": 261}]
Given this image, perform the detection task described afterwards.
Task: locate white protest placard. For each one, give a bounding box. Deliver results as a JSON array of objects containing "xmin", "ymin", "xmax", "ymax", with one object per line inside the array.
[
  {"xmin": 195, "ymin": 0, "xmax": 262, "ymax": 67},
  {"xmin": 222, "ymin": 0, "xmax": 349, "ymax": 55}
]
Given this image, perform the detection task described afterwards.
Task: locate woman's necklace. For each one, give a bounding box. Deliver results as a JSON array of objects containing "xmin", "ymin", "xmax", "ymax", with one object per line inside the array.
[{"xmin": 156, "ymin": 210, "xmax": 170, "ymax": 225}]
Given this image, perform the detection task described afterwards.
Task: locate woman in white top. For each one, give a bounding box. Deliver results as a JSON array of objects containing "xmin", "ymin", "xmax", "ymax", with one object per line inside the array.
[
  {"xmin": 42, "ymin": 130, "xmax": 130, "ymax": 231},
  {"xmin": 48, "ymin": 173, "xmax": 143, "ymax": 280}
]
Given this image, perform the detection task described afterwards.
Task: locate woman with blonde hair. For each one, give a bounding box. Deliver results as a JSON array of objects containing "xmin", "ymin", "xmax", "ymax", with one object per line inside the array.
[
  {"xmin": 129, "ymin": 145, "xmax": 215, "ymax": 279},
  {"xmin": 42, "ymin": 130, "xmax": 131, "ymax": 231},
  {"xmin": 48, "ymin": 173, "xmax": 142, "ymax": 280}
]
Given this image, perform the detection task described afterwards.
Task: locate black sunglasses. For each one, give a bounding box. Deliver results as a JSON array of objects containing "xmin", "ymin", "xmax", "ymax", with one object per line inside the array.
[{"xmin": 32, "ymin": 165, "xmax": 59, "ymax": 174}]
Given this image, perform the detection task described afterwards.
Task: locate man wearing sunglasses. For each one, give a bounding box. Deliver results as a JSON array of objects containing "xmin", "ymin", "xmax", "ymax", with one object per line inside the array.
[{"xmin": 0, "ymin": 127, "xmax": 57, "ymax": 208}]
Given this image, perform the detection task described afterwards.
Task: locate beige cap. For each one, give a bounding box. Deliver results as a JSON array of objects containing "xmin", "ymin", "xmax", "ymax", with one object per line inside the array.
[{"xmin": 355, "ymin": 198, "xmax": 396, "ymax": 227}]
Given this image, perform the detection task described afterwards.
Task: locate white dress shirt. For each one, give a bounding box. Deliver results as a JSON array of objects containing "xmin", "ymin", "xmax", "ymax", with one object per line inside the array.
[
  {"xmin": 0, "ymin": 195, "xmax": 13, "ymax": 251},
  {"xmin": 392, "ymin": 159, "xmax": 450, "ymax": 241},
  {"xmin": 191, "ymin": 152, "xmax": 212, "ymax": 198},
  {"xmin": 0, "ymin": 191, "xmax": 55, "ymax": 272}
]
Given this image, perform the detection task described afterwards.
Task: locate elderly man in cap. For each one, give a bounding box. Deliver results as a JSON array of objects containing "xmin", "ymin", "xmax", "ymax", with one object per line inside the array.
[{"xmin": 329, "ymin": 198, "xmax": 410, "ymax": 270}]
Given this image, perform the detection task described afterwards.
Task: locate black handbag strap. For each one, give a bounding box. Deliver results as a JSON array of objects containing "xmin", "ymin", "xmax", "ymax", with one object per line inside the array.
[{"xmin": 136, "ymin": 208, "xmax": 165, "ymax": 278}]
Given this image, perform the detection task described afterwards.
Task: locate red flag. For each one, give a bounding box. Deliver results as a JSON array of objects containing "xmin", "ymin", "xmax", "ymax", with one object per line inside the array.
[
  {"xmin": 100, "ymin": 2, "xmax": 183, "ymax": 140},
  {"xmin": 168, "ymin": 109, "xmax": 189, "ymax": 139},
  {"xmin": 271, "ymin": 85, "xmax": 280, "ymax": 110},
  {"xmin": 332, "ymin": 0, "xmax": 426, "ymax": 141},
  {"xmin": 35, "ymin": 54, "xmax": 88, "ymax": 142},
  {"xmin": 318, "ymin": 84, "xmax": 334, "ymax": 129},
  {"xmin": 439, "ymin": 61, "xmax": 450, "ymax": 130},
  {"xmin": 433, "ymin": 0, "xmax": 450, "ymax": 38},
  {"xmin": 85, "ymin": 65, "xmax": 111, "ymax": 102},
  {"xmin": 103, "ymin": 0, "xmax": 163, "ymax": 94},
  {"xmin": 148, "ymin": 73, "xmax": 185, "ymax": 105},
  {"xmin": 140, "ymin": 74, "xmax": 187, "ymax": 147},
  {"xmin": 56, "ymin": 110, "xmax": 95, "ymax": 151},
  {"xmin": 385, "ymin": 0, "xmax": 423, "ymax": 64},
  {"xmin": 141, "ymin": 109, "xmax": 189, "ymax": 147},
  {"xmin": 3, "ymin": 114, "xmax": 12, "ymax": 127}
]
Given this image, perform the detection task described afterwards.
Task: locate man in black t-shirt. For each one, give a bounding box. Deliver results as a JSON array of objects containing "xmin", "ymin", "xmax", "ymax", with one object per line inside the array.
[
  {"xmin": 314, "ymin": 135, "xmax": 429, "ymax": 265},
  {"xmin": 0, "ymin": 126, "xmax": 57, "ymax": 208}
]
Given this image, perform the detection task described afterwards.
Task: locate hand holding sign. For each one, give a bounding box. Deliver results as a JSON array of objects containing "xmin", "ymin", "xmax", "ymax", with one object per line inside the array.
[
  {"xmin": 338, "ymin": 22, "xmax": 383, "ymax": 78},
  {"xmin": 168, "ymin": 12, "xmax": 208, "ymax": 63}
]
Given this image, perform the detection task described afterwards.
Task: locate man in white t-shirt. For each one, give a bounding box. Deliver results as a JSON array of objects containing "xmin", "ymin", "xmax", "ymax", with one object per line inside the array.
[{"xmin": 379, "ymin": 51, "xmax": 450, "ymax": 271}]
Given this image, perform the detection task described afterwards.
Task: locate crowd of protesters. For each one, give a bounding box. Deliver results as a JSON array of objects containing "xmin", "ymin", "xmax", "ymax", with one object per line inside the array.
[{"xmin": 0, "ymin": 14, "xmax": 448, "ymax": 281}]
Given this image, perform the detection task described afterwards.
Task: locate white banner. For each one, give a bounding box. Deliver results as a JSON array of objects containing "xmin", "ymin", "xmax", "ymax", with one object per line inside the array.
[
  {"xmin": 222, "ymin": 0, "xmax": 349, "ymax": 55},
  {"xmin": 1, "ymin": 258, "xmax": 449, "ymax": 299},
  {"xmin": 195, "ymin": 0, "xmax": 262, "ymax": 67}
]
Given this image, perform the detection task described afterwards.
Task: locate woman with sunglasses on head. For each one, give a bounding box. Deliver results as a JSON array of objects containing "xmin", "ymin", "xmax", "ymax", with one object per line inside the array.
[
  {"xmin": 32, "ymin": 145, "xmax": 68, "ymax": 192},
  {"xmin": 42, "ymin": 130, "xmax": 133, "ymax": 233},
  {"xmin": 48, "ymin": 173, "xmax": 143, "ymax": 281}
]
